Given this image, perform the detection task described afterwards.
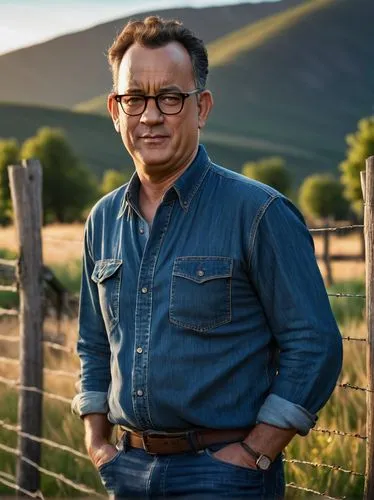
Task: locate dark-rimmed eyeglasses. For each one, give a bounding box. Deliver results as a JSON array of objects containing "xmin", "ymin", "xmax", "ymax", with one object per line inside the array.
[{"xmin": 114, "ymin": 89, "xmax": 202, "ymax": 116}]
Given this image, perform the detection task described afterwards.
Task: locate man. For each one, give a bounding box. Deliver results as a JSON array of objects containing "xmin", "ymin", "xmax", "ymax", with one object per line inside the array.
[{"xmin": 72, "ymin": 16, "xmax": 342, "ymax": 499}]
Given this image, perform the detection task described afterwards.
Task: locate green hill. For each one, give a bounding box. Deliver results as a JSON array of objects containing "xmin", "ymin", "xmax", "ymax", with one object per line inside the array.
[
  {"xmin": 70, "ymin": 0, "xmax": 374, "ymax": 184},
  {"xmin": 0, "ymin": 103, "xmax": 322, "ymax": 184},
  {"xmin": 206, "ymin": 0, "xmax": 374, "ymax": 180},
  {"xmin": 1, "ymin": 0, "xmax": 373, "ymax": 187},
  {"xmin": 0, "ymin": 1, "xmax": 299, "ymax": 109}
]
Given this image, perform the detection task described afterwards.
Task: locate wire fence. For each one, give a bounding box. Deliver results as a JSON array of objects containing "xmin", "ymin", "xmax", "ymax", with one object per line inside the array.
[{"xmin": 0, "ymin": 219, "xmax": 369, "ymax": 498}]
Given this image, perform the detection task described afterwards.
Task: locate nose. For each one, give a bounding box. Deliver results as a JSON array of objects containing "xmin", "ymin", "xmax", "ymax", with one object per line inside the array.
[{"xmin": 140, "ymin": 97, "xmax": 164, "ymax": 125}]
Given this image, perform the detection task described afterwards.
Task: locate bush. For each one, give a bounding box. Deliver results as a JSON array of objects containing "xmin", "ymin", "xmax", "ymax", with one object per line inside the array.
[
  {"xmin": 299, "ymin": 174, "xmax": 349, "ymax": 221},
  {"xmin": 242, "ymin": 156, "xmax": 291, "ymax": 195}
]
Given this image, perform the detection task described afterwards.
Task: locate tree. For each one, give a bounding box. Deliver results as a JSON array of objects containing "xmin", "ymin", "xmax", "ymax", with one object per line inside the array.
[
  {"xmin": 340, "ymin": 116, "xmax": 374, "ymax": 217},
  {"xmin": 242, "ymin": 156, "xmax": 291, "ymax": 195},
  {"xmin": 0, "ymin": 138, "xmax": 20, "ymax": 224},
  {"xmin": 101, "ymin": 169, "xmax": 130, "ymax": 195},
  {"xmin": 20, "ymin": 127, "xmax": 99, "ymax": 222},
  {"xmin": 299, "ymin": 174, "xmax": 349, "ymax": 221}
]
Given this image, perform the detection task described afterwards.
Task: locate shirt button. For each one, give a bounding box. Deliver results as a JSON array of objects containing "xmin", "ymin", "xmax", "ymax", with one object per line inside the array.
[
  {"xmin": 141, "ymin": 287, "xmax": 148, "ymax": 294},
  {"xmin": 137, "ymin": 389, "xmax": 144, "ymax": 397},
  {"xmin": 139, "ymin": 227, "xmax": 144, "ymax": 234},
  {"xmin": 197, "ymin": 270, "xmax": 204, "ymax": 277},
  {"xmin": 136, "ymin": 347, "xmax": 143, "ymax": 354}
]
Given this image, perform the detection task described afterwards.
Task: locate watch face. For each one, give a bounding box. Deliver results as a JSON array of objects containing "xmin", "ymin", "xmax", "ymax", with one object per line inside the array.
[{"xmin": 256, "ymin": 455, "xmax": 272, "ymax": 471}]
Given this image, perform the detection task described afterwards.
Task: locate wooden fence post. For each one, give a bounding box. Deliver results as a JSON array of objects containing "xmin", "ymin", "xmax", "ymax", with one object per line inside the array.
[
  {"xmin": 363, "ymin": 157, "xmax": 374, "ymax": 499},
  {"xmin": 8, "ymin": 159, "xmax": 44, "ymax": 494}
]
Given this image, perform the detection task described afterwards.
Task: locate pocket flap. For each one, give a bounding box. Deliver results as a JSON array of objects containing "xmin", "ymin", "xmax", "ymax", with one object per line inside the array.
[
  {"xmin": 173, "ymin": 257, "xmax": 233, "ymax": 284},
  {"xmin": 91, "ymin": 259, "xmax": 122, "ymax": 284}
]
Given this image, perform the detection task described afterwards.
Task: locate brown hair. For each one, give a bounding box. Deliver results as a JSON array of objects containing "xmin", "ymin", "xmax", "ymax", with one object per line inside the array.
[{"xmin": 107, "ymin": 16, "xmax": 208, "ymax": 91}]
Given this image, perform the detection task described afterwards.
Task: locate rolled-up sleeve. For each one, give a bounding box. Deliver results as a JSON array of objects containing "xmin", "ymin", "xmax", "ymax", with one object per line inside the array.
[
  {"xmin": 250, "ymin": 196, "xmax": 343, "ymax": 434},
  {"xmin": 71, "ymin": 214, "xmax": 111, "ymax": 417}
]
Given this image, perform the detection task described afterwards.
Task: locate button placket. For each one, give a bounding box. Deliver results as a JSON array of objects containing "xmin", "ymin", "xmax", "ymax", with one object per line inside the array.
[{"xmin": 132, "ymin": 200, "xmax": 175, "ymax": 428}]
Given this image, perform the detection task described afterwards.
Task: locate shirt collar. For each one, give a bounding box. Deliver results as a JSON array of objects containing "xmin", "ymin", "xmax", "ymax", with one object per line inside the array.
[{"xmin": 117, "ymin": 144, "xmax": 211, "ymax": 219}]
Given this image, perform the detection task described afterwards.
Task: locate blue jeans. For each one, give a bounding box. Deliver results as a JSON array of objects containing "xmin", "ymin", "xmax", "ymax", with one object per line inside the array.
[{"xmin": 98, "ymin": 441, "xmax": 285, "ymax": 499}]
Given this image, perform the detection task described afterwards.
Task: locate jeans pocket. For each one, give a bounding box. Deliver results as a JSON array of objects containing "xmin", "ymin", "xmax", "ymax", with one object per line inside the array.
[
  {"xmin": 91, "ymin": 259, "xmax": 122, "ymax": 333},
  {"xmin": 98, "ymin": 448, "xmax": 123, "ymax": 474},
  {"xmin": 204, "ymin": 447, "xmax": 263, "ymax": 476},
  {"xmin": 169, "ymin": 256, "xmax": 233, "ymax": 332}
]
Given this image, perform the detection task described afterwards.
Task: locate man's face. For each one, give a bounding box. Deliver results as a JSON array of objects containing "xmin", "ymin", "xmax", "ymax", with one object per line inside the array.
[{"xmin": 108, "ymin": 42, "xmax": 212, "ymax": 177}]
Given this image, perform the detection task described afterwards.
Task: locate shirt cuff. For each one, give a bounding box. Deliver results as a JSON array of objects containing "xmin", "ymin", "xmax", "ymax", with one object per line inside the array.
[
  {"xmin": 71, "ymin": 391, "xmax": 109, "ymax": 417},
  {"xmin": 256, "ymin": 393, "xmax": 317, "ymax": 436}
]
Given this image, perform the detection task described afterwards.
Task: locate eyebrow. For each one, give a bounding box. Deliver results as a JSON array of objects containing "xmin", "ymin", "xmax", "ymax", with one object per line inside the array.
[{"xmin": 124, "ymin": 85, "xmax": 182, "ymax": 94}]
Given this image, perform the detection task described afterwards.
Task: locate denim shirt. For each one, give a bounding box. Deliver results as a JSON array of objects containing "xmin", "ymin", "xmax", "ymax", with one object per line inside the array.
[{"xmin": 72, "ymin": 145, "xmax": 342, "ymax": 435}]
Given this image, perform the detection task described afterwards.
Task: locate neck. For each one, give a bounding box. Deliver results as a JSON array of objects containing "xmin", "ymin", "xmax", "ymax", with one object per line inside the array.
[{"xmin": 137, "ymin": 146, "xmax": 198, "ymax": 205}]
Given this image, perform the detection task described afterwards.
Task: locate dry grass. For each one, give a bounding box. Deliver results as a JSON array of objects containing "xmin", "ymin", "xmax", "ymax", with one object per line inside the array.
[
  {"xmin": 0, "ymin": 223, "xmax": 366, "ymax": 282},
  {"xmin": 0, "ymin": 224, "xmax": 84, "ymax": 265}
]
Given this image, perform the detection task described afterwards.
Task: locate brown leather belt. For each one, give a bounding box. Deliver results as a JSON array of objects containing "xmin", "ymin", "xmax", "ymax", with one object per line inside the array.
[{"xmin": 118, "ymin": 426, "xmax": 252, "ymax": 455}]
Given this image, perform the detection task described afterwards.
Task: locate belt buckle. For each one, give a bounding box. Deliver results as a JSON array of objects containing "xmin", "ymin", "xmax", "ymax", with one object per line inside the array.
[
  {"xmin": 142, "ymin": 430, "xmax": 166, "ymax": 454},
  {"xmin": 141, "ymin": 430, "xmax": 189, "ymax": 455}
]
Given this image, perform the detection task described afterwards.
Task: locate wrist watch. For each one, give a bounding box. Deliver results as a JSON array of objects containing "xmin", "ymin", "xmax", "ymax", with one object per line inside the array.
[{"xmin": 240, "ymin": 441, "xmax": 272, "ymax": 471}]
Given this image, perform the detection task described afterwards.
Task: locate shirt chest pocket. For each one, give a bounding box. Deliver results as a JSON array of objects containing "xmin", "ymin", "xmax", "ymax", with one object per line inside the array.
[
  {"xmin": 169, "ymin": 256, "xmax": 233, "ymax": 333},
  {"xmin": 91, "ymin": 259, "xmax": 122, "ymax": 333}
]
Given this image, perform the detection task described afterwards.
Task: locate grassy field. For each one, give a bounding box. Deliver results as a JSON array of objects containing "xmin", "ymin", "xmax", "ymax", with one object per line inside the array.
[{"xmin": 0, "ymin": 224, "xmax": 367, "ymax": 498}]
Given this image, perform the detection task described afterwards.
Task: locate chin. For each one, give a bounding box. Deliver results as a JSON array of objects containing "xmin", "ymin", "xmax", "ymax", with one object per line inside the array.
[{"xmin": 138, "ymin": 149, "xmax": 173, "ymax": 167}]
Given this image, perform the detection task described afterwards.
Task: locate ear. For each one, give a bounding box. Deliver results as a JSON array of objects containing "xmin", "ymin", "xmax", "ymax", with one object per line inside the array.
[
  {"xmin": 197, "ymin": 90, "xmax": 213, "ymax": 129},
  {"xmin": 107, "ymin": 93, "xmax": 121, "ymax": 133}
]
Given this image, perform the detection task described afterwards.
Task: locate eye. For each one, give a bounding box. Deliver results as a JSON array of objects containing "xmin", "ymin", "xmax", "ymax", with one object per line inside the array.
[
  {"xmin": 123, "ymin": 96, "xmax": 144, "ymax": 106},
  {"xmin": 158, "ymin": 93, "xmax": 182, "ymax": 106}
]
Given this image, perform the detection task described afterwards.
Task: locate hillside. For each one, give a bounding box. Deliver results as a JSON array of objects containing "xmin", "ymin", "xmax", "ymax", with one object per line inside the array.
[
  {"xmin": 0, "ymin": 102, "xmax": 321, "ymax": 183},
  {"xmin": 1, "ymin": 0, "xmax": 373, "ymax": 187},
  {"xmin": 0, "ymin": 1, "xmax": 301, "ymax": 108},
  {"xmin": 75, "ymin": 0, "xmax": 374, "ymax": 182},
  {"xmin": 206, "ymin": 0, "xmax": 374, "ymax": 179}
]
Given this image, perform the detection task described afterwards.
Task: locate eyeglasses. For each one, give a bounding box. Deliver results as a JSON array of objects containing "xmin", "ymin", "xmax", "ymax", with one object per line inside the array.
[{"xmin": 114, "ymin": 89, "xmax": 202, "ymax": 116}]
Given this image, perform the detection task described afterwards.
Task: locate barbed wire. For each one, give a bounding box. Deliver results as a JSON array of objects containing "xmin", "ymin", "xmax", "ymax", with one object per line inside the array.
[
  {"xmin": 43, "ymin": 340, "xmax": 76, "ymax": 354},
  {"xmin": 0, "ymin": 334, "xmax": 77, "ymax": 354},
  {"xmin": 0, "ymin": 356, "xmax": 18, "ymax": 365},
  {"xmin": 309, "ymin": 224, "xmax": 363, "ymax": 233},
  {"xmin": 284, "ymin": 458, "xmax": 365, "ymax": 477},
  {"xmin": 0, "ymin": 334, "xmax": 19, "ymax": 342},
  {"xmin": 0, "ymin": 354, "xmax": 79, "ymax": 380},
  {"xmin": 0, "ymin": 284, "xmax": 17, "ymax": 292},
  {"xmin": 0, "ymin": 376, "xmax": 72, "ymax": 405},
  {"xmin": 42, "ymin": 236, "xmax": 83, "ymax": 244},
  {"xmin": 0, "ymin": 257, "xmax": 17, "ymax": 266},
  {"xmin": 286, "ymin": 482, "xmax": 345, "ymax": 499},
  {"xmin": 0, "ymin": 307, "xmax": 18, "ymax": 317},
  {"xmin": 0, "ymin": 442, "xmax": 104, "ymax": 497},
  {"xmin": 312, "ymin": 427, "xmax": 367, "ymax": 441},
  {"xmin": 337, "ymin": 382, "xmax": 371, "ymax": 393},
  {"xmin": 0, "ymin": 472, "xmax": 45, "ymax": 499},
  {"xmin": 0, "ymin": 470, "xmax": 15, "ymax": 481},
  {"xmin": 342, "ymin": 336, "xmax": 367, "ymax": 342},
  {"xmin": 327, "ymin": 293, "xmax": 366, "ymax": 298},
  {"xmin": 0, "ymin": 419, "xmax": 90, "ymax": 461}
]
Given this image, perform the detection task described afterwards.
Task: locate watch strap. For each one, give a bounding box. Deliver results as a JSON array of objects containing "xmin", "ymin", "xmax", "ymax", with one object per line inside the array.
[{"xmin": 239, "ymin": 441, "xmax": 260, "ymax": 461}]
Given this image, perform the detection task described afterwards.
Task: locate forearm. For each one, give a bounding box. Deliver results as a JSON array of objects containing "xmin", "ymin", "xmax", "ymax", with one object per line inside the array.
[
  {"xmin": 83, "ymin": 413, "xmax": 114, "ymax": 453},
  {"xmin": 244, "ymin": 422, "xmax": 296, "ymax": 461}
]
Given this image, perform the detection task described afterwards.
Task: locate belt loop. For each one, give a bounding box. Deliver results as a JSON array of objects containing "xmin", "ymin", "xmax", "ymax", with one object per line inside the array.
[
  {"xmin": 186, "ymin": 430, "xmax": 199, "ymax": 453},
  {"xmin": 117, "ymin": 429, "xmax": 128, "ymax": 452},
  {"xmin": 123, "ymin": 430, "xmax": 129, "ymax": 452}
]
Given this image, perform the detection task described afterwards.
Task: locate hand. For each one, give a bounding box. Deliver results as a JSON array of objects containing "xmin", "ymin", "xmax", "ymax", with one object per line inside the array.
[
  {"xmin": 89, "ymin": 441, "xmax": 118, "ymax": 469},
  {"xmin": 211, "ymin": 442, "xmax": 258, "ymax": 470}
]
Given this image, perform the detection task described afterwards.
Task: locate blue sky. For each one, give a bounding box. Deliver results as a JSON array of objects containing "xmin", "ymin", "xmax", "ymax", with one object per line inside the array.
[{"xmin": 0, "ymin": 0, "xmax": 278, "ymax": 55}]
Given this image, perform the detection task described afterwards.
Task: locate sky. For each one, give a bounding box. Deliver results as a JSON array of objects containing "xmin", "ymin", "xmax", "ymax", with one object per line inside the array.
[{"xmin": 0, "ymin": 0, "xmax": 278, "ymax": 55}]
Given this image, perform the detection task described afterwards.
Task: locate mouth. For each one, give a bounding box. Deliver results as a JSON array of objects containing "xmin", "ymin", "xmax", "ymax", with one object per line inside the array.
[{"xmin": 140, "ymin": 135, "xmax": 169, "ymax": 143}]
